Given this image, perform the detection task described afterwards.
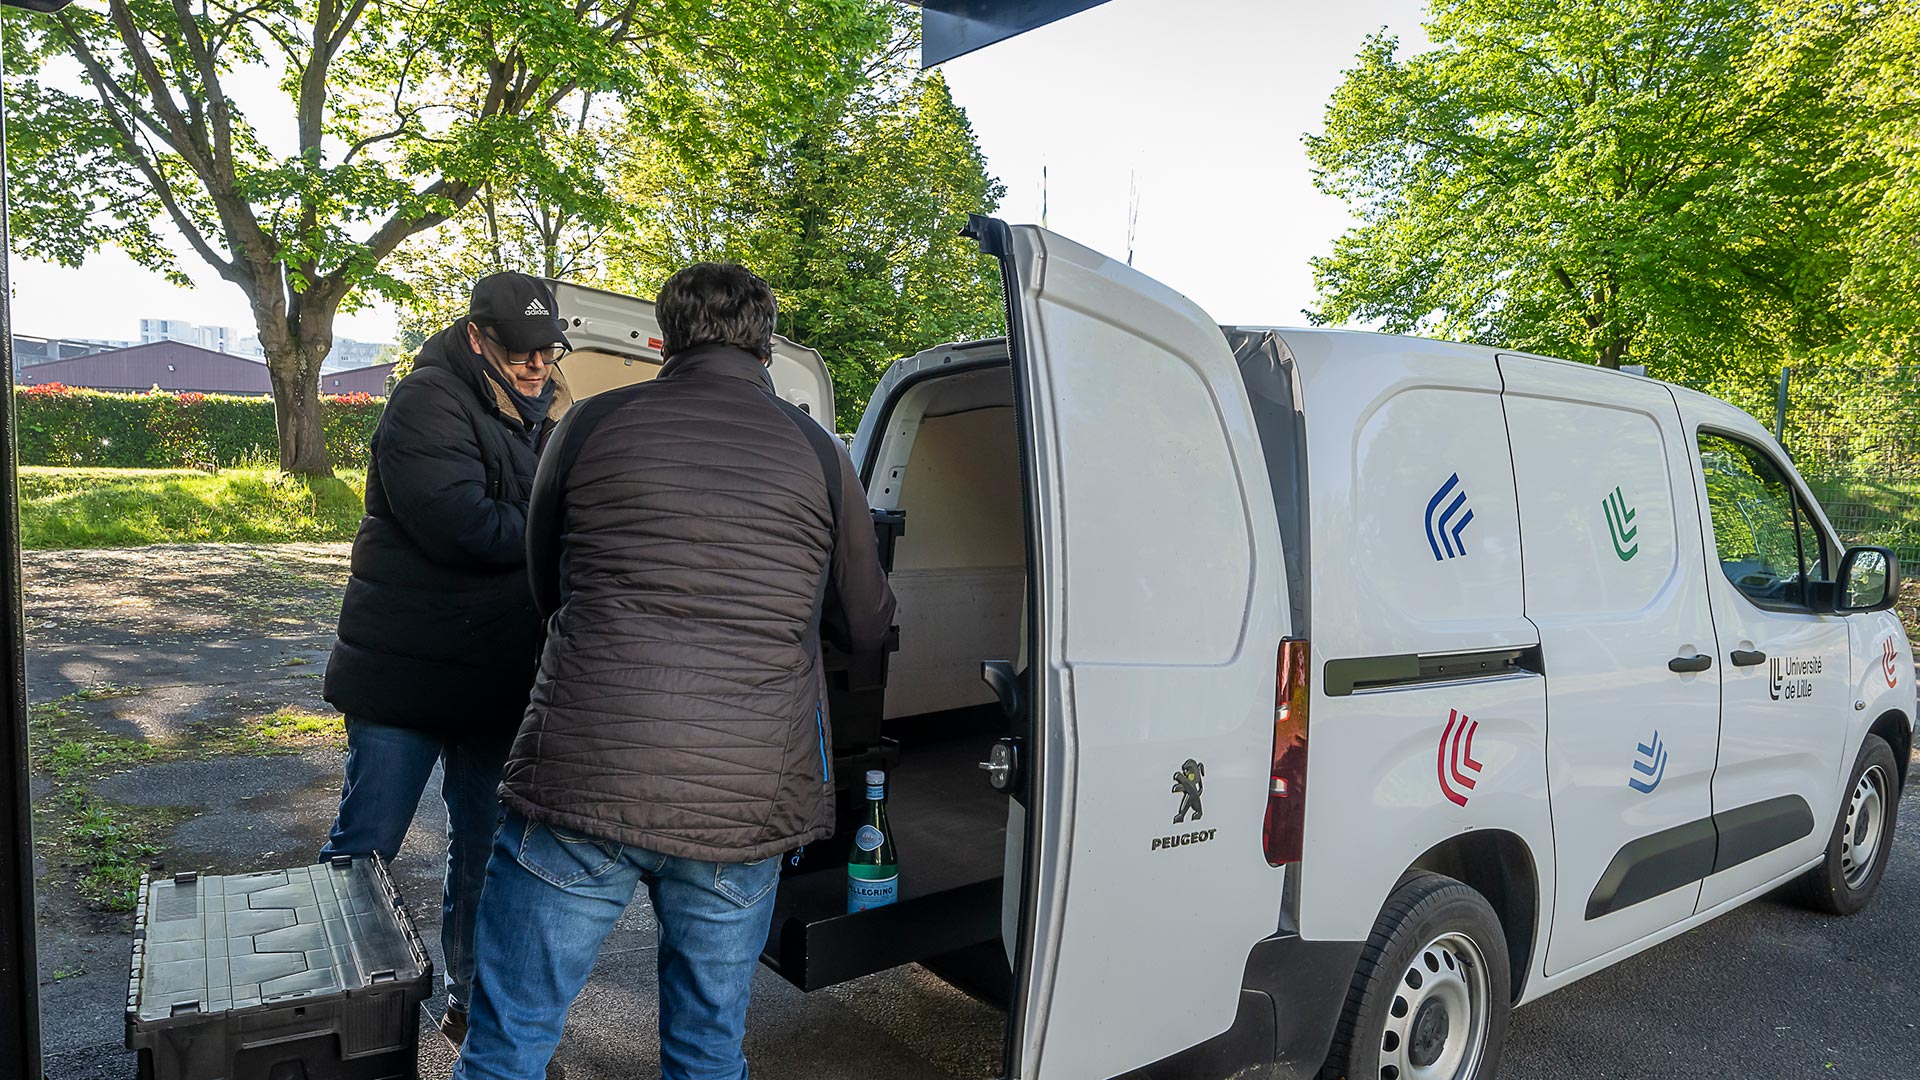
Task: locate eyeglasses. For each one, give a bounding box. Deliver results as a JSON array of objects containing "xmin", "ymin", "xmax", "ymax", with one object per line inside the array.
[{"xmin": 480, "ymin": 328, "xmax": 567, "ymax": 366}]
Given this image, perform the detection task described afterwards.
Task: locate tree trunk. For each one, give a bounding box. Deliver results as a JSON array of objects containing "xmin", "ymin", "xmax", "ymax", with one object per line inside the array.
[
  {"xmin": 263, "ymin": 341, "xmax": 332, "ymax": 477},
  {"xmin": 245, "ymin": 280, "xmax": 338, "ymax": 477}
]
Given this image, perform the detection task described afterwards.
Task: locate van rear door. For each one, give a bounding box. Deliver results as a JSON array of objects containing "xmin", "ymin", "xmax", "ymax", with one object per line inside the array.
[
  {"xmin": 543, "ymin": 279, "xmax": 835, "ymax": 424},
  {"xmin": 973, "ymin": 218, "xmax": 1290, "ymax": 1080}
]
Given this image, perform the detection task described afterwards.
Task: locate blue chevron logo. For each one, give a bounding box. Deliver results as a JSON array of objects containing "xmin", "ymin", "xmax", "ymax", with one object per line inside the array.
[
  {"xmin": 1628, "ymin": 730, "xmax": 1667, "ymax": 794},
  {"xmin": 1425, "ymin": 473, "xmax": 1475, "ymax": 561}
]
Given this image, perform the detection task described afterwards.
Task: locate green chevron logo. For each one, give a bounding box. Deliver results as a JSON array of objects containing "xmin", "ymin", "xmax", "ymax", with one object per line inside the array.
[{"xmin": 1604, "ymin": 486, "xmax": 1639, "ymax": 562}]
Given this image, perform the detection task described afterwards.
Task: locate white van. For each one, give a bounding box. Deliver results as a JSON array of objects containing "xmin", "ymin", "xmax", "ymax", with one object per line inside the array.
[{"xmin": 545, "ymin": 216, "xmax": 1912, "ymax": 1080}]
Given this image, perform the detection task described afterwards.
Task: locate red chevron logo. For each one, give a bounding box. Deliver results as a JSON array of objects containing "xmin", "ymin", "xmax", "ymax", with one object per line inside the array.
[
  {"xmin": 1438, "ymin": 709, "xmax": 1483, "ymax": 807},
  {"xmin": 1883, "ymin": 636, "xmax": 1900, "ymax": 689}
]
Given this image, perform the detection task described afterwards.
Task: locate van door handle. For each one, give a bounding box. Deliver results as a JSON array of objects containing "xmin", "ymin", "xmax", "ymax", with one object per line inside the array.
[
  {"xmin": 1668, "ymin": 653, "xmax": 1713, "ymax": 673},
  {"xmin": 1730, "ymin": 649, "xmax": 1768, "ymax": 667}
]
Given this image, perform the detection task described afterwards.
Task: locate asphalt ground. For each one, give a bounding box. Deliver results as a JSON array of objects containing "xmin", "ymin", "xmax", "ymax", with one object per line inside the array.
[{"xmin": 24, "ymin": 543, "xmax": 1920, "ymax": 1079}]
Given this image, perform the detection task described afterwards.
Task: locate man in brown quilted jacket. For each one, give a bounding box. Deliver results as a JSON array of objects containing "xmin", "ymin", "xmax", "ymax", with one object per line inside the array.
[{"xmin": 453, "ymin": 263, "xmax": 895, "ymax": 1080}]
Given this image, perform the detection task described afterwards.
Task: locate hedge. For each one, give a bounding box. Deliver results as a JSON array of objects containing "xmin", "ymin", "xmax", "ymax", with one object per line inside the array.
[{"xmin": 14, "ymin": 384, "xmax": 384, "ymax": 470}]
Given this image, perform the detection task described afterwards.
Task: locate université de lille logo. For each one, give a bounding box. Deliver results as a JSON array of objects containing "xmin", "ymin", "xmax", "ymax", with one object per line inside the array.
[{"xmin": 1769, "ymin": 654, "xmax": 1821, "ymax": 701}]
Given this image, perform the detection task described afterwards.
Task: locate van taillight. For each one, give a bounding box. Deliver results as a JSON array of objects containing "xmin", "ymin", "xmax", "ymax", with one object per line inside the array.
[{"xmin": 1262, "ymin": 638, "xmax": 1310, "ymax": 867}]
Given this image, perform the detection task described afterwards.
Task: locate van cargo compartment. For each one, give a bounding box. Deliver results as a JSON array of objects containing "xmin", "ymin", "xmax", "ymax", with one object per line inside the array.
[{"xmin": 762, "ymin": 734, "xmax": 1007, "ymax": 991}]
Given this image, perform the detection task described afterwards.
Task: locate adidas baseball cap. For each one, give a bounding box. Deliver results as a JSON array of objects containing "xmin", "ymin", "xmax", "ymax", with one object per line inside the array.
[{"xmin": 469, "ymin": 271, "xmax": 571, "ymax": 353}]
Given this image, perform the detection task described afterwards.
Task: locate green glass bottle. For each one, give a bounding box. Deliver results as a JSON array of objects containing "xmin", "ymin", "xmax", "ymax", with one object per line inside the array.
[{"xmin": 846, "ymin": 769, "xmax": 899, "ymax": 912}]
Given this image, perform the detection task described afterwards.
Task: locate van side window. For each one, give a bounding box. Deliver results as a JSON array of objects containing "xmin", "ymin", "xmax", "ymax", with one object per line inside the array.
[{"xmin": 1696, "ymin": 432, "xmax": 1828, "ymax": 609}]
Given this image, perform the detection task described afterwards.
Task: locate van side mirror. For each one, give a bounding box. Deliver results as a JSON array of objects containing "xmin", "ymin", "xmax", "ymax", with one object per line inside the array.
[{"xmin": 1837, "ymin": 546, "xmax": 1898, "ymax": 613}]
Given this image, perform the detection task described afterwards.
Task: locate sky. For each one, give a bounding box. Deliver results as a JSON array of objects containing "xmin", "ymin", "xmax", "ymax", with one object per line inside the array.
[{"xmin": 4, "ymin": 0, "xmax": 1430, "ymax": 345}]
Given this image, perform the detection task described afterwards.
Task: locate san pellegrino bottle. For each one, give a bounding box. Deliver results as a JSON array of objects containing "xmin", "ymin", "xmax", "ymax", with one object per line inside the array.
[{"xmin": 846, "ymin": 769, "xmax": 898, "ymax": 912}]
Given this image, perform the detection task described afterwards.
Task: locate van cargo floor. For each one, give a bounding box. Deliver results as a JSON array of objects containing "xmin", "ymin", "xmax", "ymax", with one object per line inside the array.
[{"xmin": 761, "ymin": 733, "xmax": 1008, "ymax": 991}]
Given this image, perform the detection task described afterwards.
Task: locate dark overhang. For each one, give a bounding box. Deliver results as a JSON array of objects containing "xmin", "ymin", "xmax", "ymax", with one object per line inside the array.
[{"xmin": 904, "ymin": 0, "xmax": 1117, "ymax": 66}]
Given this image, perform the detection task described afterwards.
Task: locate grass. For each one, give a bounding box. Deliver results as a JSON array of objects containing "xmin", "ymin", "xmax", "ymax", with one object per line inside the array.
[
  {"xmin": 29, "ymin": 687, "xmax": 345, "ymax": 911},
  {"xmin": 28, "ymin": 686, "xmax": 153, "ymax": 780},
  {"xmin": 51, "ymin": 789, "xmax": 180, "ymax": 912},
  {"xmin": 18, "ymin": 466, "xmax": 365, "ymax": 549},
  {"xmin": 206, "ymin": 707, "xmax": 346, "ymax": 753}
]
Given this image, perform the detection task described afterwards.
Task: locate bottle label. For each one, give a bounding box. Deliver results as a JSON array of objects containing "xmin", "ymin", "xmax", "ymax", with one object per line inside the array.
[
  {"xmin": 867, "ymin": 783, "xmax": 885, "ymax": 800},
  {"xmin": 848, "ymin": 874, "xmax": 898, "ymax": 912},
  {"xmin": 854, "ymin": 825, "xmax": 884, "ymax": 852}
]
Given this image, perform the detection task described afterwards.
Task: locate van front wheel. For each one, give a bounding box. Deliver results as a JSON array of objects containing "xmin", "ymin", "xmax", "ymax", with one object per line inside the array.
[
  {"xmin": 1321, "ymin": 872, "xmax": 1510, "ymax": 1080},
  {"xmin": 1793, "ymin": 734, "xmax": 1899, "ymax": 916}
]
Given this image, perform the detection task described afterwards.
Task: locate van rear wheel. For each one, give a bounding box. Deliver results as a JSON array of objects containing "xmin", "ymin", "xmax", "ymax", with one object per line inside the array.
[
  {"xmin": 1321, "ymin": 872, "xmax": 1510, "ymax": 1080},
  {"xmin": 1792, "ymin": 734, "xmax": 1900, "ymax": 916}
]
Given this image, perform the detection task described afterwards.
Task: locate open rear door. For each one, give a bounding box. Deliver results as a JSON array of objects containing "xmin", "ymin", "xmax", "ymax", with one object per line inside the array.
[
  {"xmin": 974, "ymin": 218, "xmax": 1291, "ymax": 1079},
  {"xmin": 543, "ymin": 279, "xmax": 835, "ymax": 425}
]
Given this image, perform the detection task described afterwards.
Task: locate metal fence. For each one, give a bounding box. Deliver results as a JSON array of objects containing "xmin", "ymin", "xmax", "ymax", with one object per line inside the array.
[{"xmin": 1767, "ymin": 364, "xmax": 1920, "ymax": 568}]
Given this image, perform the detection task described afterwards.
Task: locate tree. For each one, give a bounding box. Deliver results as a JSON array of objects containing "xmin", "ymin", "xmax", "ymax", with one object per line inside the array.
[
  {"xmin": 602, "ymin": 15, "xmax": 1005, "ymax": 427},
  {"xmin": 1305, "ymin": 0, "xmax": 1853, "ymax": 380},
  {"xmin": 386, "ymin": 90, "xmax": 630, "ymax": 346},
  {"xmin": 4, "ymin": 0, "xmax": 888, "ymax": 474},
  {"xmin": 1750, "ymin": 0, "xmax": 1920, "ymax": 360}
]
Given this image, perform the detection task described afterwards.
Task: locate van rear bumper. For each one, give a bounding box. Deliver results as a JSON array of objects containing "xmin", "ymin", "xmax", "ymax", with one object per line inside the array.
[{"xmin": 1119, "ymin": 933, "xmax": 1364, "ymax": 1080}]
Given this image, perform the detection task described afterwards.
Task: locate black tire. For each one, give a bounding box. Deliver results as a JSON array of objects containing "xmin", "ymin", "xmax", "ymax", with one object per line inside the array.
[
  {"xmin": 1792, "ymin": 734, "xmax": 1900, "ymax": 915},
  {"xmin": 1321, "ymin": 872, "xmax": 1510, "ymax": 1080}
]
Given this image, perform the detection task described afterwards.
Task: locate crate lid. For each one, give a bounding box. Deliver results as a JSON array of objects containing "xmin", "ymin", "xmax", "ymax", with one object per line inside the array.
[{"xmin": 128, "ymin": 857, "xmax": 429, "ymax": 1028}]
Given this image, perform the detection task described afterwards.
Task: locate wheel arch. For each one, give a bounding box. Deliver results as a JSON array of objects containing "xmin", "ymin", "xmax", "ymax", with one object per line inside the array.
[
  {"xmin": 1868, "ymin": 708, "xmax": 1911, "ymax": 788},
  {"xmin": 1406, "ymin": 830, "xmax": 1539, "ymax": 1002}
]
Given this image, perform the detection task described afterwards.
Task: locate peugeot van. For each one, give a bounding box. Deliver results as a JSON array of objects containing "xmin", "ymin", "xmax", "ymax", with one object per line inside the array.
[{"xmin": 542, "ymin": 216, "xmax": 1911, "ymax": 1080}]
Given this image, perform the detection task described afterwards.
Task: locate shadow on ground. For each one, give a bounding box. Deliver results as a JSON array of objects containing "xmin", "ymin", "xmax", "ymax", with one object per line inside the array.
[{"xmin": 27, "ymin": 543, "xmax": 1003, "ymax": 1080}]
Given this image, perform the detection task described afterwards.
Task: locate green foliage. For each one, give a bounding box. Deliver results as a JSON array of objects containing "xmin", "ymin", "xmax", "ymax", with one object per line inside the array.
[
  {"xmin": 28, "ymin": 687, "xmax": 153, "ymax": 781},
  {"xmin": 27, "ymin": 686, "xmax": 177, "ymax": 911},
  {"xmin": 609, "ymin": 53, "xmax": 1006, "ymax": 424},
  {"xmin": 395, "ymin": 8, "xmax": 1005, "ymax": 429},
  {"xmin": 56, "ymin": 789, "xmax": 171, "ymax": 912},
  {"xmin": 3, "ymin": 0, "xmax": 890, "ymax": 473},
  {"xmin": 1749, "ymin": 0, "xmax": 1920, "ymax": 360},
  {"xmin": 1306, "ymin": 0, "xmax": 1864, "ymax": 382},
  {"xmin": 14, "ymin": 386, "xmax": 382, "ymax": 470},
  {"xmin": 18, "ymin": 467, "xmax": 366, "ymax": 549}
]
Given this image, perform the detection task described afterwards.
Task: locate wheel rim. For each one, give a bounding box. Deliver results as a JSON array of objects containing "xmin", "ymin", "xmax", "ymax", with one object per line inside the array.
[
  {"xmin": 1379, "ymin": 931, "xmax": 1490, "ymax": 1080},
  {"xmin": 1841, "ymin": 764, "xmax": 1889, "ymax": 890}
]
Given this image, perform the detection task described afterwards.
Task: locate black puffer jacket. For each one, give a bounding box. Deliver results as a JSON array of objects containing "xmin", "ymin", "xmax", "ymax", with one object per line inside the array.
[
  {"xmin": 324, "ymin": 320, "xmax": 571, "ymax": 733},
  {"xmin": 500, "ymin": 344, "xmax": 895, "ymax": 862}
]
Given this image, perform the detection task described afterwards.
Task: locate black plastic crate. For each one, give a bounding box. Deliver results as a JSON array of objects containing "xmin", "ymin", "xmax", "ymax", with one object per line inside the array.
[{"xmin": 126, "ymin": 856, "xmax": 433, "ymax": 1080}]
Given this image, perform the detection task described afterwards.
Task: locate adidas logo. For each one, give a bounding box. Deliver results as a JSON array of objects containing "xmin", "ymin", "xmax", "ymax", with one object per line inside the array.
[{"xmin": 524, "ymin": 298, "xmax": 550, "ymax": 316}]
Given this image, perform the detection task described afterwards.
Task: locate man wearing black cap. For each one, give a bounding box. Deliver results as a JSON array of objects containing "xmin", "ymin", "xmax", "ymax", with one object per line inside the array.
[{"xmin": 320, "ymin": 271, "xmax": 572, "ymax": 1049}]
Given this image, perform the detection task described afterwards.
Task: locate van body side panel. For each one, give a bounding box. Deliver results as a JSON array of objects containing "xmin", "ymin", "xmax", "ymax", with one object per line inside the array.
[
  {"xmin": 1283, "ymin": 331, "xmax": 1553, "ymax": 948},
  {"xmin": 1847, "ymin": 609, "xmax": 1913, "ymax": 775},
  {"xmin": 1001, "ymin": 227, "xmax": 1290, "ymax": 1080},
  {"xmin": 1675, "ymin": 392, "xmax": 1852, "ymax": 910},
  {"xmin": 1497, "ymin": 357, "xmax": 1720, "ymax": 975}
]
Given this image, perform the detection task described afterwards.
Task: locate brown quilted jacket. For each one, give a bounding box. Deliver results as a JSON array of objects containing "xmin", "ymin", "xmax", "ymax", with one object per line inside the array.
[{"xmin": 500, "ymin": 344, "xmax": 896, "ymax": 862}]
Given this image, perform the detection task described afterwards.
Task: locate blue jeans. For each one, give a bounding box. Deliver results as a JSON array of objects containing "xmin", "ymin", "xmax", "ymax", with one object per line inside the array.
[
  {"xmin": 317, "ymin": 717, "xmax": 515, "ymax": 1011},
  {"xmin": 451, "ymin": 811, "xmax": 783, "ymax": 1080}
]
